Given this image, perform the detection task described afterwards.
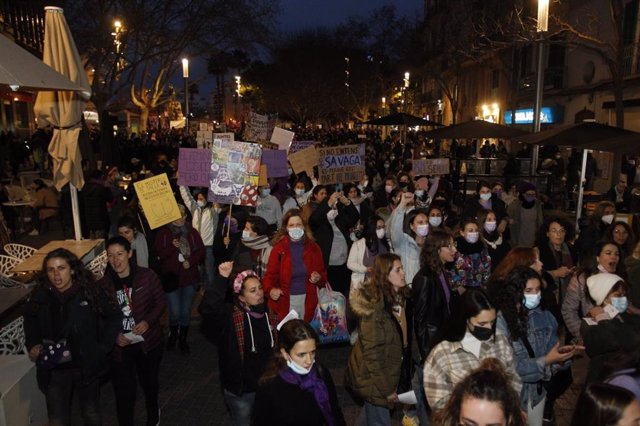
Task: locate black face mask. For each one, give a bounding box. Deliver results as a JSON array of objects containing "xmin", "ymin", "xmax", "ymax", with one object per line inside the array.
[
  {"xmin": 468, "ymin": 323, "xmax": 494, "ymax": 341},
  {"xmin": 250, "ymin": 303, "xmax": 266, "ymax": 314}
]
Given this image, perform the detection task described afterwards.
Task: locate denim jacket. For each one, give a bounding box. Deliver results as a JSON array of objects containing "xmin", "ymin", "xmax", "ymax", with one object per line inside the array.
[{"xmin": 497, "ymin": 308, "xmax": 567, "ymax": 408}]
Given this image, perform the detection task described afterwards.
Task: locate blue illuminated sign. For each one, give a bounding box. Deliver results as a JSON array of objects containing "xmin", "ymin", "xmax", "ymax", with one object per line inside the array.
[{"xmin": 504, "ymin": 107, "xmax": 555, "ymax": 124}]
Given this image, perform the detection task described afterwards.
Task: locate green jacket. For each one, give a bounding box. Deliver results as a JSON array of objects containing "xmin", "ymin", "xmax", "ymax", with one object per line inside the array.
[{"xmin": 345, "ymin": 288, "xmax": 403, "ymax": 408}]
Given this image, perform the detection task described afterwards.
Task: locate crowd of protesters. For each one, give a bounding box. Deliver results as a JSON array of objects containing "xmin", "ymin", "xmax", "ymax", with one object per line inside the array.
[{"xmin": 4, "ymin": 125, "xmax": 640, "ymax": 426}]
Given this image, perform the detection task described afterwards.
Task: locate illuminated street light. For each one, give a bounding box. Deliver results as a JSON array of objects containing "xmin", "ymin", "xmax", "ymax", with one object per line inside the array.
[
  {"xmin": 182, "ymin": 58, "xmax": 189, "ymax": 131},
  {"xmin": 537, "ymin": 0, "xmax": 549, "ymax": 32}
]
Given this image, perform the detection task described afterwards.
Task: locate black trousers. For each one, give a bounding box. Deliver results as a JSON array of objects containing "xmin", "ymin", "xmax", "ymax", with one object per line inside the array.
[
  {"xmin": 111, "ymin": 344, "xmax": 163, "ymax": 426},
  {"xmin": 46, "ymin": 368, "xmax": 101, "ymax": 426}
]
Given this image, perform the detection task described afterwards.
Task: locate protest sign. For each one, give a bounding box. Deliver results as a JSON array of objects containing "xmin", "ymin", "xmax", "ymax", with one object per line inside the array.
[
  {"xmin": 413, "ymin": 158, "xmax": 450, "ymax": 175},
  {"xmin": 288, "ymin": 145, "xmax": 318, "ymax": 176},
  {"xmin": 199, "ymin": 123, "xmax": 208, "ymax": 131},
  {"xmin": 289, "ymin": 140, "xmax": 316, "ymax": 154},
  {"xmin": 196, "ymin": 130, "xmax": 213, "ymax": 149},
  {"xmin": 258, "ymin": 165, "xmax": 268, "ymax": 186},
  {"xmin": 244, "ymin": 112, "xmax": 276, "ymax": 142},
  {"xmin": 261, "ymin": 149, "xmax": 288, "ymax": 177},
  {"xmin": 213, "ymin": 132, "xmax": 234, "ymax": 143},
  {"xmin": 177, "ymin": 148, "xmax": 212, "ymax": 187},
  {"xmin": 317, "ymin": 144, "xmax": 365, "ymax": 184},
  {"xmin": 134, "ymin": 173, "xmax": 182, "ymax": 229},
  {"xmin": 208, "ymin": 140, "xmax": 262, "ymax": 207},
  {"xmin": 270, "ymin": 127, "xmax": 294, "ymax": 150}
]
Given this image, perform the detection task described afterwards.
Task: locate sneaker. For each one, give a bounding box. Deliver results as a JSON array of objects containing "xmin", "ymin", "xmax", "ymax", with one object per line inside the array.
[
  {"xmin": 28, "ymin": 229, "xmax": 39, "ymax": 236},
  {"xmin": 543, "ymin": 402, "xmax": 556, "ymax": 425}
]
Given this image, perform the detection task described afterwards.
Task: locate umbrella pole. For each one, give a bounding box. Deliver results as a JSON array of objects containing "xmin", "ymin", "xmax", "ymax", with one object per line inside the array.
[
  {"xmin": 575, "ymin": 149, "xmax": 590, "ymax": 232},
  {"xmin": 70, "ymin": 183, "xmax": 82, "ymax": 240}
]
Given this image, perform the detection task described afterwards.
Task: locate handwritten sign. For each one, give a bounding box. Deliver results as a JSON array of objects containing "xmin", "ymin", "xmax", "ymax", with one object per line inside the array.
[
  {"xmin": 196, "ymin": 130, "xmax": 213, "ymax": 149},
  {"xmin": 213, "ymin": 132, "xmax": 234, "ymax": 143},
  {"xmin": 177, "ymin": 148, "xmax": 212, "ymax": 187},
  {"xmin": 244, "ymin": 112, "xmax": 276, "ymax": 142},
  {"xmin": 289, "ymin": 140, "xmax": 316, "ymax": 154},
  {"xmin": 317, "ymin": 144, "xmax": 365, "ymax": 184},
  {"xmin": 271, "ymin": 127, "xmax": 294, "ymax": 150},
  {"xmin": 413, "ymin": 158, "xmax": 450, "ymax": 176},
  {"xmin": 288, "ymin": 145, "xmax": 318, "ymax": 176},
  {"xmin": 134, "ymin": 173, "xmax": 182, "ymax": 229},
  {"xmin": 208, "ymin": 140, "xmax": 262, "ymax": 206},
  {"xmin": 261, "ymin": 149, "xmax": 288, "ymax": 177}
]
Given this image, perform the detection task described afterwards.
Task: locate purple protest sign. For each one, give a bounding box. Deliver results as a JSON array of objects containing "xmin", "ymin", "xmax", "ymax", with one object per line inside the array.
[
  {"xmin": 177, "ymin": 148, "xmax": 212, "ymax": 187},
  {"xmin": 261, "ymin": 149, "xmax": 289, "ymax": 177}
]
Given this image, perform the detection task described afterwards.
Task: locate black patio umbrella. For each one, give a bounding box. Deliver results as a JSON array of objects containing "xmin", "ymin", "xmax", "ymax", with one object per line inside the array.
[
  {"xmin": 422, "ymin": 119, "xmax": 529, "ymax": 139},
  {"xmin": 364, "ymin": 112, "xmax": 442, "ymax": 127},
  {"xmin": 517, "ymin": 121, "xmax": 640, "ymax": 148}
]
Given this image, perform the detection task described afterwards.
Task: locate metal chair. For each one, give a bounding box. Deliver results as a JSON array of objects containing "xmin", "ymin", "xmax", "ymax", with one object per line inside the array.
[
  {"xmin": 0, "ymin": 317, "xmax": 27, "ymax": 355},
  {"xmin": 3, "ymin": 243, "xmax": 37, "ymax": 261},
  {"xmin": 87, "ymin": 250, "xmax": 108, "ymax": 278},
  {"xmin": 0, "ymin": 254, "xmax": 21, "ymax": 278}
]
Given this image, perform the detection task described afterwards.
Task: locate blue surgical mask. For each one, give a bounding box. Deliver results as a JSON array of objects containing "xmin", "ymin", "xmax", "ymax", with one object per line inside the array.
[
  {"xmin": 611, "ymin": 296, "xmax": 628, "ymax": 313},
  {"xmin": 286, "ymin": 358, "xmax": 314, "ymax": 375},
  {"xmin": 261, "ymin": 188, "xmax": 271, "ymax": 197},
  {"xmin": 429, "ymin": 216, "xmax": 442, "ymax": 227},
  {"xmin": 523, "ymin": 293, "xmax": 541, "ymax": 310}
]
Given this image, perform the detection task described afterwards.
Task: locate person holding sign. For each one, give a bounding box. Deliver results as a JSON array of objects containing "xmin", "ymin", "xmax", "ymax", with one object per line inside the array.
[
  {"xmin": 154, "ymin": 204, "xmax": 205, "ymax": 354},
  {"xmin": 263, "ymin": 209, "xmax": 328, "ymax": 322}
]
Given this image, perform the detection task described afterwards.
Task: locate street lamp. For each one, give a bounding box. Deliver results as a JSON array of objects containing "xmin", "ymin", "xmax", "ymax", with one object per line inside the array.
[
  {"xmin": 112, "ymin": 19, "xmax": 124, "ymax": 72},
  {"xmin": 402, "ymin": 72, "xmax": 410, "ymax": 112},
  {"xmin": 182, "ymin": 58, "xmax": 189, "ymax": 132},
  {"xmin": 531, "ymin": 0, "xmax": 549, "ymax": 174}
]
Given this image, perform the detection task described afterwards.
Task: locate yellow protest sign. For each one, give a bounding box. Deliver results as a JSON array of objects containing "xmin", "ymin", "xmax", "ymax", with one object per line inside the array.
[{"xmin": 134, "ymin": 173, "xmax": 182, "ymax": 229}]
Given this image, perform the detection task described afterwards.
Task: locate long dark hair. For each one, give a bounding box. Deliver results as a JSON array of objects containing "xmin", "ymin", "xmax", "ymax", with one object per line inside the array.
[
  {"xmin": 436, "ymin": 288, "xmax": 495, "ymax": 344},
  {"xmin": 570, "ymin": 383, "xmax": 636, "ymax": 426},
  {"xmin": 38, "ymin": 248, "xmax": 112, "ymax": 313},
  {"xmin": 605, "ymin": 220, "xmax": 636, "ymax": 255},
  {"xmin": 434, "ymin": 358, "xmax": 525, "ymax": 426},
  {"xmin": 494, "ymin": 266, "xmax": 544, "ymax": 340},
  {"xmin": 259, "ymin": 319, "xmax": 317, "ymax": 385},
  {"xmin": 361, "ymin": 253, "xmax": 410, "ymax": 308},
  {"xmin": 575, "ymin": 240, "xmax": 625, "ymax": 280},
  {"xmin": 419, "ymin": 229, "xmax": 453, "ymax": 274},
  {"xmin": 364, "ymin": 215, "xmax": 389, "ymax": 253}
]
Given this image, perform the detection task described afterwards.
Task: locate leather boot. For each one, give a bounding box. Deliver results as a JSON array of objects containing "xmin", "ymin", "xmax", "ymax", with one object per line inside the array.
[
  {"xmin": 166, "ymin": 326, "xmax": 178, "ymax": 350},
  {"xmin": 179, "ymin": 325, "xmax": 190, "ymax": 354}
]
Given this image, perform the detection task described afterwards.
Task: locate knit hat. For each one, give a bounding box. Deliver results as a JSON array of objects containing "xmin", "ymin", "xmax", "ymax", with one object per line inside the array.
[
  {"xmin": 520, "ymin": 181, "xmax": 537, "ymax": 193},
  {"xmin": 586, "ymin": 273, "xmax": 624, "ymax": 306}
]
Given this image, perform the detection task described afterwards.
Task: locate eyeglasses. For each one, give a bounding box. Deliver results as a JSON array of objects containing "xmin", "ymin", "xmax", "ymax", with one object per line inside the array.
[{"xmin": 549, "ymin": 228, "xmax": 566, "ymax": 234}]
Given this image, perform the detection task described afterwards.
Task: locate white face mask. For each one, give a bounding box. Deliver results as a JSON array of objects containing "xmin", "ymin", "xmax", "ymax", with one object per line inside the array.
[
  {"xmin": 602, "ymin": 214, "xmax": 615, "ymax": 225},
  {"xmin": 261, "ymin": 188, "xmax": 271, "ymax": 197},
  {"xmin": 385, "ymin": 185, "xmax": 393, "ymax": 194},
  {"xmin": 326, "ymin": 209, "xmax": 338, "ymax": 221},
  {"xmin": 242, "ymin": 230, "xmax": 253, "ymax": 241},
  {"xmin": 479, "ymin": 193, "xmax": 492, "ymax": 201},
  {"xmin": 465, "ymin": 232, "xmax": 480, "ymax": 243},
  {"xmin": 429, "ymin": 216, "xmax": 442, "ymax": 227},
  {"xmin": 295, "ymin": 188, "xmax": 305, "ymax": 197},
  {"xmin": 197, "ymin": 200, "xmax": 207, "ymax": 208},
  {"xmin": 416, "ymin": 224, "xmax": 429, "ymax": 237},
  {"xmin": 523, "ymin": 293, "xmax": 541, "ymax": 310},
  {"xmin": 484, "ymin": 221, "xmax": 497, "ymax": 232},
  {"xmin": 376, "ymin": 228, "xmax": 386, "ymax": 239},
  {"xmin": 286, "ymin": 357, "xmax": 314, "ymax": 375},
  {"xmin": 415, "ymin": 189, "xmax": 425, "ymax": 198},
  {"xmin": 288, "ymin": 227, "xmax": 304, "ymax": 241}
]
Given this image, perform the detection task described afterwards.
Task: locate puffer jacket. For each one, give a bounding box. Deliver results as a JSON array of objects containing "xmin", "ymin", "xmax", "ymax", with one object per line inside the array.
[
  {"xmin": 389, "ymin": 205, "xmax": 421, "ymax": 284},
  {"xmin": 345, "ymin": 288, "xmax": 403, "ymax": 408}
]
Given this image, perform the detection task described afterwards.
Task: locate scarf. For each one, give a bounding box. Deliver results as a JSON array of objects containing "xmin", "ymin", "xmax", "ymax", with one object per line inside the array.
[
  {"xmin": 482, "ymin": 230, "xmax": 503, "ymax": 250},
  {"xmin": 455, "ymin": 236, "xmax": 485, "ymax": 255},
  {"xmin": 241, "ymin": 235, "xmax": 271, "ymax": 278},
  {"xmin": 168, "ymin": 223, "xmax": 191, "ymax": 258},
  {"xmin": 278, "ymin": 365, "xmax": 335, "ymax": 426}
]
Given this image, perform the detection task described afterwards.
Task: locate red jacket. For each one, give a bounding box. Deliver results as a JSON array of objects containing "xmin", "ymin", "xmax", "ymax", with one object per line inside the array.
[{"xmin": 263, "ymin": 236, "xmax": 327, "ymax": 322}]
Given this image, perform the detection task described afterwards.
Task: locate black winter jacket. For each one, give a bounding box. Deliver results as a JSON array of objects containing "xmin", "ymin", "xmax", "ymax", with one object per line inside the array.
[{"xmin": 309, "ymin": 199, "xmax": 359, "ymax": 268}]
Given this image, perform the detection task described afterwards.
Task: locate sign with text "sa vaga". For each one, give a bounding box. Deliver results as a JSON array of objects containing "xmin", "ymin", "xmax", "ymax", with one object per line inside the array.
[{"xmin": 317, "ymin": 144, "xmax": 365, "ymax": 184}]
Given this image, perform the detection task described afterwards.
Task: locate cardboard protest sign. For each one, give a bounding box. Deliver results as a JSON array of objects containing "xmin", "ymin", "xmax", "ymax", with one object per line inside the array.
[
  {"xmin": 244, "ymin": 112, "xmax": 276, "ymax": 142},
  {"xmin": 261, "ymin": 149, "xmax": 288, "ymax": 177},
  {"xmin": 134, "ymin": 173, "xmax": 182, "ymax": 229},
  {"xmin": 177, "ymin": 148, "xmax": 212, "ymax": 187},
  {"xmin": 208, "ymin": 140, "xmax": 262, "ymax": 207},
  {"xmin": 270, "ymin": 127, "xmax": 294, "ymax": 150},
  {"xmin": 413, "ymin": 158, "xmax": 450, "ymax": 175},
  {"xmin": 196, "ymin": 130, "xmax": 213, "ymax": 149},
  {"xmin": 289, "ymin": 140, "xmax": 316, "ymax": 154},
  {"xmin": 317, "ymin": 144, "xmax": 365, "ymax": 184},
  {"xmin": 288, "ymin": 145, "xmax": 318, "ymax": 176},
  {"xmin": 213, "ymin": 132, "xmax": 234, "ymax": 143},
  {"xmin": 258, "ymin": 165, "xmax": 268, "ymax": 186}
]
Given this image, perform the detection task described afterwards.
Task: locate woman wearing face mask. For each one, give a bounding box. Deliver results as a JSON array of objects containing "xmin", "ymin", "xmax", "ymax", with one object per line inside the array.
[
  {"xmin": 117, "ymin": 215, "xmax": 149, "ymax": 268},
  {"xmin": 373, "ymin": 176, "xmax": 398, "ymax": 209},
  {"xmin": 397, "ymin": 172, "xmax": 414, "ymax": 193},
  {"xmin": 581, "ymin": 273, "xmax": 640, "ymax": 384},
  {"xmin": 462, "ymin": 180, "xmax": 509, "ymax": 234},
  {"xmin": 283, "ymin": 177, "xmax": 317, "ymax": 216},
  {"xmin": 478, "ymin": 209, "xmax": 511, "ymax": 271},
  {"xmin": 308, "ymin": 188, "xmax": 359, "ymax": 296},
  {"xmin": 562, "ymin": 240, "xmax": 625, "ymax": 344},
  {"xmin": 412, "ymin": 229, "xmax": 457, "ymax": 360},
  {"xmin": 347, "ymin": 215, "xmax": 390, "ymax": 291},
  {"xmin": 390, "ymin": 192, "xmax": 430, "ymax": 284},
  {"xmin": 346, "ymin": 253, "xmax": 413, "ymax": 424},
  {"xmin": 449, "ymin": 219, "xmax": 491, "ymax": 293},
  {"xmin": 180, "ymin": 186, "xmax": 218, "ymax": 288},
  {"xmin": 254, "ymin": 319, "xmax": 345, "ymax": 426},
  {"xmin": 198, "ymin": 262, "xmax": 278, "ymax": 426},
  {"xmin": 574, "ymin": 201, "xmax": 617, "ymax": 264},
  {"xmin": 426, "ymin": 205, "xmax": 448, "ymax": 231},
  {"xmin": 507, "ymin": 182, "xmax": 544, "ymax": 248},
  {"xmin": 495, "ymin": 267, "xmax": 578, "ymax": 426},
  {"xmin": 423, "ymin": 288, "xmax": 522, "ymax": 410},
  {"xmin": 231, "ymin": 215, "xmax": 273, "ymax": 279},
  {"xmin": 301, "ymin": 185, "xmax": 328, "ymax": 224},
  {"xmin": 154, "ymin": 204, "xmax": 205, "ymax": 353},
  {"xmin": 263, "ymin": 209, "xmax": 328, "ymax": 322}
]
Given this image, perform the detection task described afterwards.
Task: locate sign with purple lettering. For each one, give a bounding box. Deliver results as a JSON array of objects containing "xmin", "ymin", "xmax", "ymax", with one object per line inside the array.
[
  {"xmin": 317, "ymin": 144, "xmax": 365, "ymax": 184},
  {"xmin": 208, "ymin": 140, "xmax": 262, "ymax": 207},
  {"xmin": 177, "ymin": 148, "xmax": 212, "ymax": 187},
  {"xmin": 261, "ymin": 149, "xmax": 288, "ymax": 177}
]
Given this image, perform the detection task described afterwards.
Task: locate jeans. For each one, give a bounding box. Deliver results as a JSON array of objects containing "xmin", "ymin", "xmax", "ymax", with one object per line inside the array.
[
  {"xmin": 357, "ymin": 401, "xmax": 391, "ymax": 426},
  {"xmin": 203, "ymin": 246, "xmax": 215, "ymax": 289},
  {"xmin": 166, "ymin": 285, "xmax": 197, "ymax": 326},
  {"xmin": 111, "ymin": 344, "xmax": 163, "ymax": 426},
  {"xmin": 46, "ymin": 368, "xmax": 101, "ymax": 426},
  {"xmin": 223, "ymin": 388, "xmax": 255, "ymax": 426}
]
